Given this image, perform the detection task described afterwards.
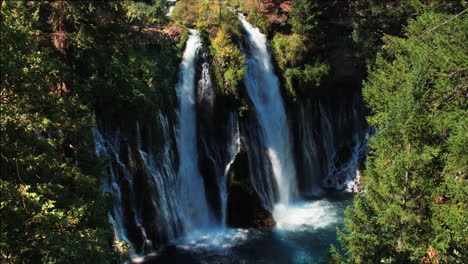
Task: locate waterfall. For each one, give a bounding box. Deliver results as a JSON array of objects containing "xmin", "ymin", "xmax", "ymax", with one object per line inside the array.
[
  {"xmin": 220, "ymin": 113, "xmax": 241, "ymax": 226},
  {"xmin": 239, "ymin": 14, "xmax": 298, "ymax": 209},
  {"xmin": 93, "ymin": 113, "xmax": 183, "ymax": 256},
  {"xmin": 175, "ymin": 29, "xmax": 217, "ymax": 233},
  {"xmin": 319, "ymin": 99, "xmax": 368, "ymax": 190},
  {"xmin": 195, "ymin": 43, "xmax": 241, "ymax": 228},
  {"xmin": 297, "ymin": 101, "xmax": 323, "ymax": 196},
  {"xmin": 295, "ymin": 96, "xmax": 368, "ymax": 194},
  {"xmin": 92, "ymin": 127, "xmax": 131, "ymax": 249},
  {"xmin": 166, "ymin": 0, "xmax": 176, "ymax": 17},
  {"xmin": 166, "ymin": 6, "xmax": 175, "ymax": 17},
  {"xmin": 136, "ymin": 116, "xmax": 182, "ymax": 242},
  {"xmin": 93, "ymin": 13, "xmax": 369, "ymax": 259},
  {"xmin": 92, "ymin": 30, "xmax": 224, "ymax": 258}
]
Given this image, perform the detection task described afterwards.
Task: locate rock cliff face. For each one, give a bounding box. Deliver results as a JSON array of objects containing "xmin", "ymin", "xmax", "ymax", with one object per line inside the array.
[
  {"xmin": 95, "ymin": 117, "xmax": 181, "ymax": 253},
  {"xmin": 96, "ymin": 0, "xmax": 367, "ymax": 255},
  {"xmin": 194, "ymin": 44, "xmax": 274, "ymax": 228}
]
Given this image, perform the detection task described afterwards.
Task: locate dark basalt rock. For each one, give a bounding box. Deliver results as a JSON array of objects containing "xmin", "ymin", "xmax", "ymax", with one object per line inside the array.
[{"xmin": 226, "ymin": 147, "xmax": 275, "ymax": 229}]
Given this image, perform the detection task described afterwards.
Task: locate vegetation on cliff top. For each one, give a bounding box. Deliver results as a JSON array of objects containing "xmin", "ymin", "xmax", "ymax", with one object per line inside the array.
[
  {"xmin": 239, "ymin": 0, "xmax": 330, "ymax": 101},
  {"xmin": 172, "ymin": 0, "xmax": 246, "ymax": 96}
]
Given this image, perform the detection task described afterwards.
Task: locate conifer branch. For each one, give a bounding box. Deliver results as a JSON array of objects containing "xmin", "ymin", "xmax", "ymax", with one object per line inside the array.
[{"xmin": 417, "ymin": 8, "xmax": 467, "ymax": 39}]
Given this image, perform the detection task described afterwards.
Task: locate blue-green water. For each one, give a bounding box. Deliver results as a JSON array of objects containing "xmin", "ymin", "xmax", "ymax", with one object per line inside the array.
[{"xmin": 140, "ymin": 194, "xmax": 352, "ymax": 264}]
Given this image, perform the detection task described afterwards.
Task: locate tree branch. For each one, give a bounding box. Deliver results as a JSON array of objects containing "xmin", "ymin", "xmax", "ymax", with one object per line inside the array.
[{"xmin": 417, "ymin": 9, "xmax": 467, "ymax": 39}]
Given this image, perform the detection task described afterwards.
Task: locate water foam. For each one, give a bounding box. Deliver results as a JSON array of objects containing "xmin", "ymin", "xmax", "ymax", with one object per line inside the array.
[
  {"xmin": 175, "ymin": 228, "xmax": 254, "ymax": 253},
  {"xmin": 273, "ymin": 200, "xmax": 339, "ymax": 231}
]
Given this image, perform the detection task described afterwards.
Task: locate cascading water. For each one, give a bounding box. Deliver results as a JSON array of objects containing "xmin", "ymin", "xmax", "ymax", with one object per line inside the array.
[
  {"xmin": 135, "ymin": 116, "xmax": 182, "ymax": 243},
  {"xmin": 94, "ymin": 11, "xmax": 369, "ymax": 263},
  {"xmin": 166, "ymin": 0, "xmax": 176, "ymax": 17},
  {"xmin": 166, "ymin": 6, "xmax": 175, "ymax": 17},
  {"xmin": 239, "ymin": 14, "xmax": 298, "ymax": 211},
  {"xmin": 175, "ymin": 29, "xmax": 217, "ymax": 233},
  {"xmin": 297, "ymin": 102, "xmax": 323, "ymax": 196},
  {"xmin": 93, "ymin": 113, "xmax": 183, "ymax": 257},
  {"xmin": 238, "ymin": 13, "xmax": 369, "ymax": 231},
  {"xmin": 92, "ymin": 29, "xmax": 238, "ymax": 261},
  {"xmin": 295, "ymin": 96, "xmax": 368, "ymax": 194},
  {"xmin": 219, "ymin": 113, "xmax": 241, "ymax": 226},
  {"xmin": 195, "ymin": 42, "xmax": 242, "ymax": 228},
  {"xmin": 93, "ymin": 127, "xmax": 132, "ymax": 249}
]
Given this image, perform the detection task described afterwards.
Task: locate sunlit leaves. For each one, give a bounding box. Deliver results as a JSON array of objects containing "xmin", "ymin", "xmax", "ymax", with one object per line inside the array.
[{"xmin": 339, "ymin": 9, "xmax": 467, "ymax": 264}]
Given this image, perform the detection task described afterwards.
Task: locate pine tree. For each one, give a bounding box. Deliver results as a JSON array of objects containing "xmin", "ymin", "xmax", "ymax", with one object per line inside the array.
[
  {"xmin": 290, "ymin": 0, "xmax": 320, "ymax": 35},
  {"xmin": 338, "ymin": 10, "xmax": 467, "ymax": 264}
]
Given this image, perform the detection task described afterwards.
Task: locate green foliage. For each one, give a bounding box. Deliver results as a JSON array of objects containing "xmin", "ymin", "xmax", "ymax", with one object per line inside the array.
[
  {"xmin": 267, "ymin": 0, "xmax": 329, "ymax": 101},
  {"xmin": 272, "ymin": 32, "xmax": 330, "ymax": 99},
  {"xmin": 171, "ymin": 0, "xmax": 203, "ymax": 26},
  {"xmin": 123, "ymin": 0, "xmax": 167, "ymax": 25},
  {"xmin": 177, "ymin": 28, "xmax": 190, "ymax": 50},
  {"xmin": 327, "ymin": 245, "xmax": 346, "ymax": 264},
  {"xmin": 63, "ymin": 0, "xmax": 180, "ymax": 121},
  {"xmin": 1, "ymin": 0, "xmax": 180, "ymax": 262},
  {"xmin": 211, "ymin": 23, "xmax": 246, "ymax": 95},
  {"xmin": 0, "ymin": 2, "xmax": 119, "ymax": 261},
  {"xmin": 272, "ymin": 33, "xmax": 306, "ymax": 69},
  {"xmin": 290, "ymin": 0, "xmax": 320, "ymax": 35},
  {"xmin": 283, "ymin": 61, "xmax": 330, "ymax": 99},
  {"xmin": 351, "ymin": 0, "xmax": 465, "ymax": 67},
  {"xmin": 339, "ymin": 10, "xmax": 467, "ymax": 264}
]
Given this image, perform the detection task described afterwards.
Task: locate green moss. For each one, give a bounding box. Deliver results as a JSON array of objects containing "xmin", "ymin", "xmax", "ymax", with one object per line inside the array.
[
  {"xmin": 272, "ymin": 33, "xmax": 306, "ymax": 69},
  {"xmin": 281, "ymin": 61, "xmax": 330, "ymax": 100},
  {"xmin": 174, "ymin": 0, "xmax": 247, "ymax": 96},
  {"xmin": 177, "ymin": 28, "xmax": 190, "ymax": 50},
  {"xmin": 210, "ymin": 24, "xmax": 245, "ymax": 95}
]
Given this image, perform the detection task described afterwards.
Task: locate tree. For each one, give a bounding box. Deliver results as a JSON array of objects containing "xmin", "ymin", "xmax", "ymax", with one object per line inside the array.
[
  {"xmin": 0, "ymin": 1, "xmax": 122, "ymax": 262},
  {"xmin": 1, "ymin": 0, "xmax": 179, "ymax": 261},
  {"xmin": 350, "ymin": 0, "xmax": 465, "ymax": 67},
  {"xmin": 290, "ymin": 0, "xmax": 320, "ymax": 35},
  {"xmin": 338, "ymin": 10, "xmax": 467, "ymax": 264}
]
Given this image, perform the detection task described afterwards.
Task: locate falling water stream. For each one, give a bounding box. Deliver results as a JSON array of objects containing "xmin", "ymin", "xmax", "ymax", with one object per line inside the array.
[
  {"xmin": 175, "ymin": 29, "xmax": 217, "ymax": 234},
  {"xmin": 143, "ymin": 15, "xmax": 362, "ymax": 263},
  {"xmin": 239, "ymin": 13, "xmax": 298, "ymax": 216},
  {"xmin": 95, "ymin": 14, "xmax": 368, "ymax": 264}
]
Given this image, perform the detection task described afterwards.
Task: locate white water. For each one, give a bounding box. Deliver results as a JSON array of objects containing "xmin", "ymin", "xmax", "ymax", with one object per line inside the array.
[
  {"xmin": 93, "ymin": 114, "xmax": 185, "ymax": 258},
  {"xmin": 95, "ymin": 12, "xmax": 368, "ymax": 262},
  {"xmin": 273, "ymin": 200, "xmax": 339, "ymax": 231},
  {"xmin": 138, "ymin": 115, "xmax": 182, "ymax": 242},
  {"xmin": 220, "ymin": 113, "xmax": 241, "ymax": 226},
  {"xmin": 239, "ymin": 14, "xmax": 298, "ymax": 212},
  {"xmin": 166, "ymin": 6, "xmax": 175, "ymax": 17},
  {"xmin": 93, "ymin": 126, "xmax": 151, "ymax": 257},
  {"xmin": 93, "ymin": 127, "xmax": 132, "ymax": 250},
  {"xmin": 142, "ymin": 196, "xmax": 351, "ymax": 264},
  {"xmin": 175, "ymin": 29, "xmax": 217, "ymax": 233},
  {"xmin": 319, "ymin": 102, "xmax": 368, "ymax": 190}
]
